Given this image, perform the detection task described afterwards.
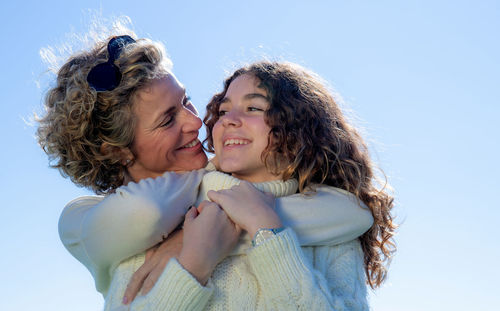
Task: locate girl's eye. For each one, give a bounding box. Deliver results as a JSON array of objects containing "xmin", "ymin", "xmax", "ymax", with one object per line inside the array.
[
  {"xmin": 248, "ymin": 106, "xmax": 263, "ymax": 112},
  {"xmin": 218, "ymin": 110, "xmax": 227, "ymax": 117}
]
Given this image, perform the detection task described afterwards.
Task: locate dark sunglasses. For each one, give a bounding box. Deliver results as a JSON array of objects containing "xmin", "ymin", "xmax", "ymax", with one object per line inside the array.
[{"xmin": 86, "ymin": 35, "xmax": 136, "ymax": 92}]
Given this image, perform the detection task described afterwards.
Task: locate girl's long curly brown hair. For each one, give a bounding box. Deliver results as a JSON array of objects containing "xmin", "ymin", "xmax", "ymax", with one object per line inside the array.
[
  {"xmin": 37, "ymin": 33, "xmax": 171, "ymax": 194},
  {"xmin": 204, "ymin": 61, "xmax": 397, "ymax": 288}
]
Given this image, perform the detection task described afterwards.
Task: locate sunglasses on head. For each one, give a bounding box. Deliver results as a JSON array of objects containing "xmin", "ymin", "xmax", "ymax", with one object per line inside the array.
[{"xmin": 86, "ymin": 35, "xmax": 136, "ymax": 92}]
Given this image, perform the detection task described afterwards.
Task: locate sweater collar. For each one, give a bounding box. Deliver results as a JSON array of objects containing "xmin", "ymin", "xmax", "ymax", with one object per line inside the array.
[{"xmin": 202, "ymin": 168, "xmax": 298, "ymax": 198}]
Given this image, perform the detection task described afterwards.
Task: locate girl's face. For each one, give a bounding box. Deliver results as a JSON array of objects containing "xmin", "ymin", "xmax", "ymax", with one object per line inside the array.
[
  {"xmin": 127, "ymin": 74, "xmax": 207, "ymax": 182},
  {"xmin": 213, "ymin": 74, "xmax": 280, "ymax": 182}
]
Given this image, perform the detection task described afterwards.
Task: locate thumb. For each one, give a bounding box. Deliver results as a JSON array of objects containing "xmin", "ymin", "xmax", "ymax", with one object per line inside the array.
[{"xmin": 207, "ymin": 190, "xmax": 221, "ymax": 204}]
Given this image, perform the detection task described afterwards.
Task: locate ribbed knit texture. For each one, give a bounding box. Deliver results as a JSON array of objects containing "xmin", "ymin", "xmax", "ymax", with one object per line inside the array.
[
  {"xmin": 103, "ymin": 173, "xmax": 369, "ymax": 310},
  {"xmin": 197, "ymin": 170, "xmax": 299, "ymax": 204}
]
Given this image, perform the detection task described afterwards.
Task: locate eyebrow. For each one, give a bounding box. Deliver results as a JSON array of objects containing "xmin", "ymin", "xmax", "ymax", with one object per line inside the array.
[{"xmin": 220, "ymin": 92, "xmax": 270, "ymax": 104}]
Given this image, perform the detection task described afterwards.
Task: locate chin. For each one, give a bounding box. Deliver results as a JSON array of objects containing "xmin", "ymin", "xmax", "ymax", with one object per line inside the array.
[{"xmin": 219, "ymin": 163, "xmax": 241, "ymax": 175}]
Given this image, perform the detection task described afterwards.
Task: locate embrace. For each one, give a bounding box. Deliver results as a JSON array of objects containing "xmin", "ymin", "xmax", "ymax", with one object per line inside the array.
[{"xmin": 37, "ymin": 24, "xmax": 396, "ymax": 311}]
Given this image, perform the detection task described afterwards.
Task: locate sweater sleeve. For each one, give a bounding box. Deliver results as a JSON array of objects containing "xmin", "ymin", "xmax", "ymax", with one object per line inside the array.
[
  {"xmin": 104, "ymin": 256, "xmax": 213, "ymax": 311},
  {"xmin": 246, "ymin": 228, "xmax": 369, "ymax": 311},
  {"xmin": 58, "ymin": 169, "xmax": 205, "ymax": 295},
  {"xmin": 275, "ymin": 185, "xmax": 373, "ymax": 246}
]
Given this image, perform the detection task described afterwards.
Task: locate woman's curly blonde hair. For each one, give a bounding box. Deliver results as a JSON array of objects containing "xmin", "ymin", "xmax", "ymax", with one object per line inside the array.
[
  {"xmin": 37, "ymin": 32, "xmax": 171, "ymax": 194},
  {"xmin": 204, "ymin": 61, "xmax": 397, "ymax": 288}
]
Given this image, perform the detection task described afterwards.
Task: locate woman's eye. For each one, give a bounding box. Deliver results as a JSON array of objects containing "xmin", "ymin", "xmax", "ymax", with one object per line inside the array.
[{"xmin": 160, "ymin": 117, "xmax": 174, "ymax": 127}]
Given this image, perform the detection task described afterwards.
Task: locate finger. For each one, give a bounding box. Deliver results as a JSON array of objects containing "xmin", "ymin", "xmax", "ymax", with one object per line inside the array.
[
  {"xmin": 140, "ymin": 261, "xmax": 168, "ymax": 295},
  {"xmin": 207, "ymin": 191, "xmax": 234, "ymax": 216},
  {"xmin": 123, "ymin": 266, "xmax": 149, "ymax": 304},
  {"xmin": 197, "ymin": 200, "xmax": 212, "ymax": 213},
  {"xmin": 183, "ymin": 206, "xmax": 198, "ymax": 225},
  {"xmin": 145, "ymin": 246, "xmax": 158, "ymax": 262}
]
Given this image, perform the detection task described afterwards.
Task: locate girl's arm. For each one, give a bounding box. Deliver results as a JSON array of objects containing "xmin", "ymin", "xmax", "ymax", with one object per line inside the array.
[
  {"xmin": 247, "ymin": 229, "xmax": 369, "ymax": 310},
  {"xmin": 58, "ymin": 169, "xmax": 205, "ymax": 295},
  {"xmin": 207, "ymin": 182, "xmax": 369, "ymax": 310}
]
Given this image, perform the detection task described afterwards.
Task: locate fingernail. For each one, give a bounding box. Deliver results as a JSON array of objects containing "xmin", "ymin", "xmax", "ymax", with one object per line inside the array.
[{"xmin": 122, "ymin": 296, "xmax": 128, "ymax": 305}]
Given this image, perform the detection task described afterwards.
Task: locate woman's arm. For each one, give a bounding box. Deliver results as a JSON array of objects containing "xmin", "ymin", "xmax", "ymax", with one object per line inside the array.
[
  {"xmin": 208, "ymin": 182, "xmax": 374, "ymax": 254},
  {"xmin": 58, "ymin": 169, "xmax": 205, "ymax": 295},
  {"xmin": 276, "ymin": 185, "xmax": 373, "ymax": 246},
  {"xmin": 104, "ymin": 256, "xmax": 214, "ymax": 311},
  {"xmin": 104, "ymin": 202, "xmax": 241, "ymax": 311}
]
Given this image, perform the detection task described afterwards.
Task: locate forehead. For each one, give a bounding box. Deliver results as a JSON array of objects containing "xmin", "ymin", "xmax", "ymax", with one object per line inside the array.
[
  {"xmin": 225, "ymin": 74, "xmax": 266, "ymax": 97},
  {"xmin": 133, "ymin": 75, "xmax": 184, "ymax": 121}
]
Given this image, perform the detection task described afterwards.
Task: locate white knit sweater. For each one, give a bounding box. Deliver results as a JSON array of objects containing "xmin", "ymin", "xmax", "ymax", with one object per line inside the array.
[{"xmin": 103, "ymin": 172, "xmax": 369, "ymax": 310}]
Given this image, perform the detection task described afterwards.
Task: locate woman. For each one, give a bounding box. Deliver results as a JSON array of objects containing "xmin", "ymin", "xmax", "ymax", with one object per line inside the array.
[{"xmin": 37, "ymin": 29, "xmax": 375, "ymax": 309}]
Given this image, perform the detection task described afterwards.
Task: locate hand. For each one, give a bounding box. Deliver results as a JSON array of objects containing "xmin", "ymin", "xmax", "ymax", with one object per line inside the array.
[
  {"xmin": 122, "ymin": 229, "xmax": 183, "ymax": 304},
  {"xmin": 207, "ymin": 181, "xmax": 282, "ymax": 238},
  {"xmin": 178, "ymin": 201, "xmax": 241, "ymax": 285}
]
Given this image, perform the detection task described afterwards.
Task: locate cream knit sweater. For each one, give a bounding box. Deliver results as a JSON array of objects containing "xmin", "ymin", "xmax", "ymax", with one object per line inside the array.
[
  {"xmin": 59, "ymin": 167, "xmax": 373, "ymax": 297},
  {"xmin": 103, "ymin": 172, "xmax": 369, "ymax": 310}
]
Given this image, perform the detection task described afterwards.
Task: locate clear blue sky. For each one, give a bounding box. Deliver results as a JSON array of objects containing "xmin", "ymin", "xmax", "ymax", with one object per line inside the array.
[{"xmin": 1, "ymin": 1, "xmax": 498, "ymax": 310}]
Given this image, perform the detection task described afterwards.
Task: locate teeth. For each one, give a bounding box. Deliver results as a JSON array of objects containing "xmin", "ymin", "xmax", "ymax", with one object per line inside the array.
[
  {"xmin": 224, "ymin": 139, "xmax": 249, "ymax": 146},
  {"xmin": 183, "ymin": 139, "xmax": 198, "ymax": 148}
]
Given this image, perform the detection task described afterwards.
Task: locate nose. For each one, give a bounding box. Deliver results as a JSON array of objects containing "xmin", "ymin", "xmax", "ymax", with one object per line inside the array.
[
  {"xmin": 180, "ymin": 105, "xmax": 202, "ymax": 132},
  {"xmin": 221, "ymin": 110, "xmax": 242, "ymax": 127}
]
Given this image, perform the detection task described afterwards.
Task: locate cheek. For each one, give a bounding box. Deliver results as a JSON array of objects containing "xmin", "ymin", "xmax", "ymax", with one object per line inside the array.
[
  {"xmin": 212, "ymin": 121, "xmax": 223, "ymax": 147},
  {"xmin": 253, "ymin": 120, "xmax": 271, "ymax": 144},
  {"xmin": 142, "ymin": 131, "xmax": 176, "ymax": 159}
]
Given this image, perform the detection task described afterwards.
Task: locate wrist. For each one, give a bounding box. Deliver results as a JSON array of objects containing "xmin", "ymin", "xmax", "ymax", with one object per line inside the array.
[
  {"xmin": 252, "ymin": 227, "xmax": 286, "ymax": 247},
  {"xmin": 248, "ymin": 220, "xmax": 283, "ymax": 238},
  {"xmin": 178, "ymin": 251, "xmax": 212, "ymax": 285}
]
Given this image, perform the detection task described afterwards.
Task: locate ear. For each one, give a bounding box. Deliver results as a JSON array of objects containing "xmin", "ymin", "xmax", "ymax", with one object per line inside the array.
[{"xmin": 100, "ymin": 142, "xmax": 134, "ymax": 166}]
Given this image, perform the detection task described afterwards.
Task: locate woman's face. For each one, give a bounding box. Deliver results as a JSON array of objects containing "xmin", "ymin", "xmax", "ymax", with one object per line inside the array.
[
  {"xmin": 127, "ymin": 74, "xmax": 207, "ymax": 182},
  {"xmin": 212, "ymin": 74, "xmax": 280, "ymax": 183}
]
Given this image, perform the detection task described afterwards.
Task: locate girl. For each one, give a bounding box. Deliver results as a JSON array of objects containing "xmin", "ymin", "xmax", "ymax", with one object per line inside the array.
[{"xmin": 103, "ymin": 61, "xmax": 396, "ymax": 310}]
